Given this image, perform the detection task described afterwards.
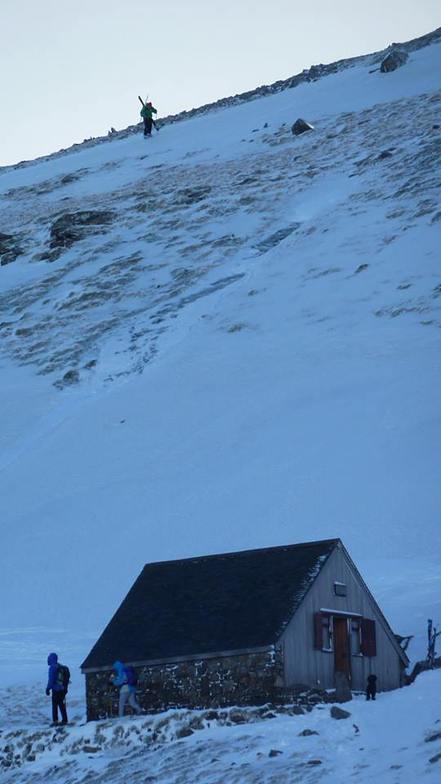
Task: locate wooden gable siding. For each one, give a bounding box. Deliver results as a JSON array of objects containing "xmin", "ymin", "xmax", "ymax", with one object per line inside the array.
[{"xmin": 281, "ymin": 543, "xmax": 403, "ymax": 691}]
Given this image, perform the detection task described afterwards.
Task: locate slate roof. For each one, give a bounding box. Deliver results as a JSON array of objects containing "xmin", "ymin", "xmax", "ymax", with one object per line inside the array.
[{"xmin": 82, "ymin": 539, "xmax": 339, "ymax": 670}]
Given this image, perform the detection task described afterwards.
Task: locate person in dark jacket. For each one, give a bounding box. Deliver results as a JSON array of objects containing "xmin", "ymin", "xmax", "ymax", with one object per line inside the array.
[
  {"xmin": 140, "ymin": 101, "xmax": 158, "ymax": 137},
  {"xmin": 366, "ymin": 673, "xmax": 377, "ymax": 700},
  {"xmin": 46, "ymin": 652, "xmax": 68, "ymax": 725}
]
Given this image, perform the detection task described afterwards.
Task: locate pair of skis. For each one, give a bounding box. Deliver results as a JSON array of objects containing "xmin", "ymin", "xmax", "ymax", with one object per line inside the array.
[{"xmin": 138, "ymin": 95, "xmax": 159, "ymax": 132}]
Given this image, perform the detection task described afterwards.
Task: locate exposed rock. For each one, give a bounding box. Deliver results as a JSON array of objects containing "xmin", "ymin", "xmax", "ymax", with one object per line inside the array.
[
  {"xmin": 425, "ymin": 731, "xmax": 441, "ymax": 743},
  {"xmin": 54, "ymin": 369, "xmax": 80, "ymax": 389},
  {"xmin": 380, "ymin": 50, "xmax": 409, "ymax": 73},
  {"xmin": 291, "ymin": 706, "xmax": 305, "ymax": 715},
  {"xmin": 82, "ymin": 745, "xmax": 100, "ymax": 754},
  {"xmin": 269, "ymin": 749, "xmax": 283, "ymax": 757},
  {"xmin": 229, "ymin": 710, "xmax": 248, "ymax": 724},
  {"xmin": 330, "ymin": 706, "xmax": 351, "ymax": 720},
  {"xmin": 0, "ymin": 232, "xmax": 22, "ymax": 266},
  {"xmin": 355, "ymin": 263, "xmax": 369, "ymax": 273},
  {"xmin": 176, "ymin": 727, "xmax": 194, "ymax": 739},
  {"xmin": 307, "ymin": 759, "xmax": 322, "ymax": 765},
  {"xmin": 291, "ymin": 118, "xmax": 314, "ymax": 135},
  {"xmin": 177, "ymin": 186, "xmax": 211, "ymax": 204},
  {"xmin": 299, "ymin": 729, "xmax": 319, "ymax": 736},
  {"xmin": 257, "ymin": 223, "xmax": 300, "ymax": 253},
  {"xmin": 49, "ymin": 210, "xmax": 115, "ymax": 249},
  {"xmin": 378, "ymin": 149, "xmax": 394, "ymax": 160},
  {"xmin": 429, "ymin": 752, "xmax": 441, "ymax": 764}
]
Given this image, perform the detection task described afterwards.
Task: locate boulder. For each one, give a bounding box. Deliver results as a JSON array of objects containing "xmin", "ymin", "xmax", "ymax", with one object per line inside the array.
[
  {"xmin": 291, "ymin": 118, "xmax": 314, "ymax": 136},
  {"xmin": 330, "ymin": 706, "xmax": 351, "ymax": 720},
  {"xmin": 380, "ymin": 50, "xmax": 408, "ymax": 73}
]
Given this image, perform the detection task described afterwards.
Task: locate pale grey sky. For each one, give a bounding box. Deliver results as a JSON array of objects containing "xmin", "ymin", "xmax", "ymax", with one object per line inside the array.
[{"xmin": 1, "ymin": 0, "xmax": 439, "ymax": 166}]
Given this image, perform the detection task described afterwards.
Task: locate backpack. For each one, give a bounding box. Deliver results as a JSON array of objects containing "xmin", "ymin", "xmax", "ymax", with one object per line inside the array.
[
  {"xmin": 125, "ymin": 665, "xmax": 138, "ymax": 687},
  {"xmin": 57, "ymin": 664, "xmax": 71, "ymax": 691}
]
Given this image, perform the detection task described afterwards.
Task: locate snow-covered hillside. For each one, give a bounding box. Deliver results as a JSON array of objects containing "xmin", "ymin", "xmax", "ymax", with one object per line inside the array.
[
  {"xmin": 1, "ymin": 669, "xmax": 441, "ymax": 782},
  {"xmin": 0, "ymin": 30, "xmax": 440, "ymax": 715}
]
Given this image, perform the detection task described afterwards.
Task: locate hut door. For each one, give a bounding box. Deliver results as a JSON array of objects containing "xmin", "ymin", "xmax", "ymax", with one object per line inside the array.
[{"xmin": 333, "ymin": 616, "xmax": 350, "ymax": 677}]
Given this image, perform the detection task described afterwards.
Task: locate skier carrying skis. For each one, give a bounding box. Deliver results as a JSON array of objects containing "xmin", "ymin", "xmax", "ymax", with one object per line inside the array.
[
  {"xmin": 45, "ymin": 652, "xmax": 70, "ymax": 725},
  {"xmin": 140, "ymin": 99, "xmax": 158, "ymax": 137},
  {"xmin": 110, "ymin": 660, "xmax": 142, "ymax": 717}
]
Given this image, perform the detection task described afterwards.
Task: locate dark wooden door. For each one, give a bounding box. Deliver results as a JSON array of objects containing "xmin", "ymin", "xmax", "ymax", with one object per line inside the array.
[{"xmin": 333, "ymin": 617, "xmax": 350, "ymax": 676}]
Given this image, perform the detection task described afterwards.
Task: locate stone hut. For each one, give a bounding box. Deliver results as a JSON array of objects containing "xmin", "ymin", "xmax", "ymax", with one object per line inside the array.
[{"xmin": 81, "ymin": 538, "xmax": 408, "ymax": 720}]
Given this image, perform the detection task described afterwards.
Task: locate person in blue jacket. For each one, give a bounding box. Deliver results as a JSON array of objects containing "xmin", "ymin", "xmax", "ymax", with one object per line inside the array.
[
  {"xmin": 110, "ymin": 660, "xmax": 142, "ymax": 717},
  {"xmin": 46, "ymin": 652, "xmax": 68, "ymax": 725}
]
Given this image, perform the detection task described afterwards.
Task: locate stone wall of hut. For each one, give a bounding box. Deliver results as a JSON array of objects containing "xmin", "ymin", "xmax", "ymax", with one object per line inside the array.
[{"xmin": 85, "ymin": 647, "xmax": 284, "ymax": 721}]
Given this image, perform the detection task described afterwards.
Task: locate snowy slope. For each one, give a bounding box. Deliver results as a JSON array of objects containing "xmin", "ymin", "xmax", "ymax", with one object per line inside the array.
[
  {"xmin": 1, "ymin": 669, "xmax": 441, "ymax": 782},
  {"xmin": 0, "ymin": 35, "xmax": 440, "ymax": 699}
]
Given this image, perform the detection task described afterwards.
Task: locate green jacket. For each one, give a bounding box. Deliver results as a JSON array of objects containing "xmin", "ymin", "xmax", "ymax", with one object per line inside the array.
[{"xmin": 140, "ymin": 104, "xmax": 157, "ymax": 120}]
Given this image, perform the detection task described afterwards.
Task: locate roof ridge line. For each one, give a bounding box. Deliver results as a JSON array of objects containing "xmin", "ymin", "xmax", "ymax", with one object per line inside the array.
[{"xmin": 143, "ymin": 538, "xmax": 341, "ymax": 570}]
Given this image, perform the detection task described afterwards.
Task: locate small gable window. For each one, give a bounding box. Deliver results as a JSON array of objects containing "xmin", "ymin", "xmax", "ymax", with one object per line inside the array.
[{"xmin": 334, "ymin": 581, "xmax": 347, "ymax": 596}]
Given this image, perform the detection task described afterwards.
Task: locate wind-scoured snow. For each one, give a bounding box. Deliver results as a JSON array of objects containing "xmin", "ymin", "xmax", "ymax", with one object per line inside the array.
[{"xmin": 0, "ymin": 34, "xmax": 440, "ymax": 782}]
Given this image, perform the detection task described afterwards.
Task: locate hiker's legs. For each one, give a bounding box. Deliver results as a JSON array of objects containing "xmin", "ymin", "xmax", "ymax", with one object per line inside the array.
[
  {"xmin": 52, "ymin": 690, "xmax": 68, "ymax": 723},
  {"xmin": 59, "ymin": 691, "xmax": 68, "ymax": 723},
  {"xmin": 51, "ymin": 692, "xmax": 59, "ymax": 722},
  {"xmin": 128, "ymin": 691, "xmax": 142, "ymax": 714},
  {"xmin": 144, "ymin": 118, "xmax": 153, "ymax": 136},
  {"xmin": 119, "ymin": 685, "xmax": 129, "ymax": 717}
]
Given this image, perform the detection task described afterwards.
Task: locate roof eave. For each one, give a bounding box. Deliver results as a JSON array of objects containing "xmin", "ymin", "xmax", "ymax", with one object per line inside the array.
[{"xmin": 81, "ymin": 643, "xmax": 275, "ymax": 674}]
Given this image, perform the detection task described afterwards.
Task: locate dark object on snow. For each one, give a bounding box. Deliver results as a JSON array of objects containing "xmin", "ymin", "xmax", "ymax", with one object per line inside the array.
[
  {"xmin": 330, "ymin": 706, "xmax": 351, "ymax": 720},
  {"xmin": 380, "ymin": 49, "xmax": 409, "ymax": 73},
  {"xmin": 425, "ymin": 731, "xmax": 441, "ymax": 743},
  {"xmin": 291, "ymin": 118, "xmax": 314, "ymax": 135},
  {"xmin": 366, "ymin": 673, "xmax": 377, "ymax": 700}
]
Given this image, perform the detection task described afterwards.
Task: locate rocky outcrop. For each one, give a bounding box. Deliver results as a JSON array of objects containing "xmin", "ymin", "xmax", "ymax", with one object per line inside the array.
[
  {"xmin": 49, "ymin": 210, "xmax": 115, "ymax": 249},
  {"xmin": 380, "ymin": 50, "xmax": 409, "ymax": 73}
]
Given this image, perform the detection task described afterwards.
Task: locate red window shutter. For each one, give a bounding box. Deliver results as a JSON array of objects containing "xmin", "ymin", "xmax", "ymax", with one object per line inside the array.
[
  {"xmin": 361, "ymin": 618, "xmax": 377, "ymax": 656},
  {"xmin": 313, "ymin": 612, "xmax": 323, "ymax": 649}
]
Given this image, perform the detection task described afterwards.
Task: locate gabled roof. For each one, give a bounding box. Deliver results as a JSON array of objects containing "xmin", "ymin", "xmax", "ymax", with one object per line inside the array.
[{"xmin": 82, "ymin": 538, "xmax": 338, "ymax": 670}]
